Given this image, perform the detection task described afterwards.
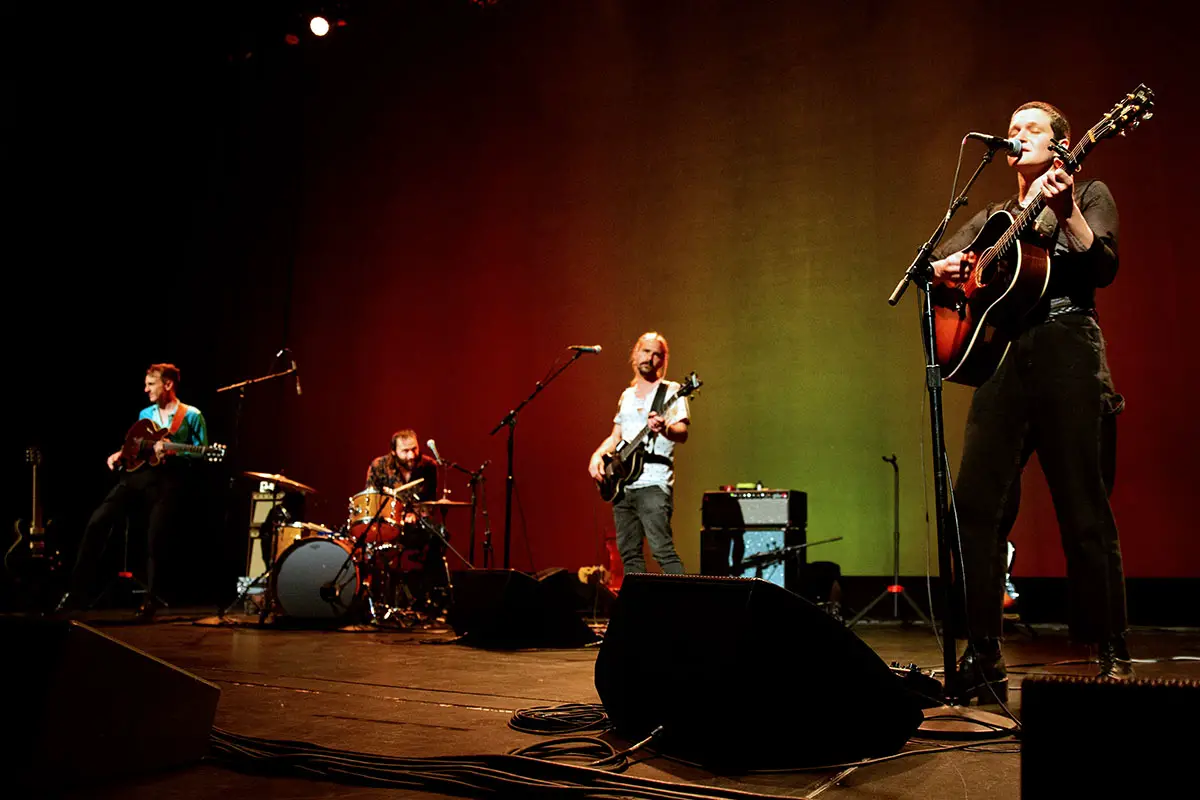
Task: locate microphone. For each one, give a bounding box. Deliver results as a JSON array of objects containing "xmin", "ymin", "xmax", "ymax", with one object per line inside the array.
[
  {"xmin": 568, "ymin": 345, "xmax": 603, "ymax": 353},
  {"xmin": 426, "ymin": 439, "xmax": 444, "ymax": 464},
  {"xmin": 291, "ymin": 360, "xmax": 302, "ymax": 396},
  {"xmin": 965, "ymin": 132, "xmax": 1022, "ymax": 157}
]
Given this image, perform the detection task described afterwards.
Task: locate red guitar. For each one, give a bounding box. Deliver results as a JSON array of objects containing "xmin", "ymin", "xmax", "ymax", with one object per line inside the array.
[
  {"xmin": 933, "ymin": 84, "xmax": 1154, "ymax": 386},
  {"xmin": 117, "ymin": 418, "xmax": 227, "ymax": 471}
]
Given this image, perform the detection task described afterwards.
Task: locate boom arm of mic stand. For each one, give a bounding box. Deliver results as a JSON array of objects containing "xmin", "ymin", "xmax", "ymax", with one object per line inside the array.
[
  {"xmin": 216, "ymin": 365, "xmax": 297, "ymax": 394},
  {"xmin": 888, "ymin": 148, "xmax": 998, "ymax": 306},
  {"xmin": 487, "ymin": 350, "xmax": 587, "ymax": 570}
]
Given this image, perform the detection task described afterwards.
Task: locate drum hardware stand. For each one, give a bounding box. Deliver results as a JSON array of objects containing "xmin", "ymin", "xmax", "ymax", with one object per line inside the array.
[
  {"xmin": 887, "ymin": 138, "xmax": 1006, "ymax": 710},
  {"xmin": 432, "ymin": 450, "xmax": 490, "ymax": 568},
  {"xmin": 328, "ymin": 479, "xmax": 423, "ymax": 623},
  {"xmin": 848, "ymin": 455, "xmax": 933, "ymax": 628},
  {"xmin": 489, "ymin": 349, "xmax": 591, "ymax": 570}
]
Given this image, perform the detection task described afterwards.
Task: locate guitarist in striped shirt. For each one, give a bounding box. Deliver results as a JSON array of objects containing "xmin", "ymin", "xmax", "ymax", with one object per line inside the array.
[{"xmin": 930, "ymin": 101, "xmax": 1131, "ymax": 699}]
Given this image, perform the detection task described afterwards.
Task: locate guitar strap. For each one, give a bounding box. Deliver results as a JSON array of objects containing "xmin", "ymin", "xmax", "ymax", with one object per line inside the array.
[
  {"xmin": 167, "ymin": 403, "xmax": 190, "ymax": 438},
  {"xmin": 646, "ymin": 382, "xmax": 669, "ymax": 449},
  {"xmin": 650, "ymin": 382, "xmax": 668, "ymax": 418}
]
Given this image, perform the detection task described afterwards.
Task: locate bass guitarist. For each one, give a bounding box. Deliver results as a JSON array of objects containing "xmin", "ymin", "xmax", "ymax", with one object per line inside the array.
[
  {"xmin": 57, "ymin": 363, "xmax": 209, "ymax": 621},
  {"xmin": 930, "ymin": 100, "xmax": 1131, "ymax": 698},
  {"xmin": 588, "ymin": 332, "xmax": 690, "ymax": 576}
]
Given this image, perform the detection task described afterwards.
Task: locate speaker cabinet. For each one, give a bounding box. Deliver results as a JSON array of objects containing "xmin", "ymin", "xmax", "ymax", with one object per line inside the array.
[
  {"xmin": 1021, "ymin": 674, "xmax": 1200, "ymax": 797},
  {"xmin": 0, "ymin": 617, "xmax": 220, "ymax": 790},
  {"xmin": 448, "ymin": 569, "xmax": 600, "ymax": 648},
  {"xmin": 699, "ymin": 527, "xmax": 805, "ymax": 589},
  {"xmin": 594, "ymin": 573, "xmax": 922, "ymax": 770}
]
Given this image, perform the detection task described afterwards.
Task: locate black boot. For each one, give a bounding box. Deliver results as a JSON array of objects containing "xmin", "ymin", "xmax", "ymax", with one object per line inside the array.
[
  {"xmin": 1097, "ymin": 635, "xmax": 1134, "ymax": 680},
  {"xmin": 949, "ymin": 638, "xmax": 1008, "ymax": 705}
]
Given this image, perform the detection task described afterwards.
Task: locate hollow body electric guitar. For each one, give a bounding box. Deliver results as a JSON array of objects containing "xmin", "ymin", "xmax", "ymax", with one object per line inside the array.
[
  {"xmin": 118, "ymin": 418, "xmax": 227, "ymax": 472},
  {"xmin": 596, "ymin": 372, "xmax": 702, "ymax": 504},
  {"xmin": 932, "ymin": 84, "xmax": 1154, "ymax": 386}
]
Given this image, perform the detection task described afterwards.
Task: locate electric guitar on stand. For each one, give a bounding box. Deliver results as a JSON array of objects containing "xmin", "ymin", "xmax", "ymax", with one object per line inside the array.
[
  {"xmin": 4, "ymin": 447, "xmax": 62, "ymax": 595},
  {"xmin": 932, "ymin": 84, "xmax": 1154, "ymax": 386},
  {"xmin": 596, "ymin": 372, "xmax": 702, "ymax": 504}
]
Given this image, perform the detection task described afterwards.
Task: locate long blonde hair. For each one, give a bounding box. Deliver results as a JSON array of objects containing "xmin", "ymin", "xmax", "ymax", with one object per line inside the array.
[{"xmin": 629, "ymin": 331, "xmax": 669, "ymax": 386}]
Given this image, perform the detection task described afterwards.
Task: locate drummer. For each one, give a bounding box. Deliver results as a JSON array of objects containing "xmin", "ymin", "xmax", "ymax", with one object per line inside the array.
[{"xmin": 365, "ymin": 429, "xmax": 439, "ymax": 516}]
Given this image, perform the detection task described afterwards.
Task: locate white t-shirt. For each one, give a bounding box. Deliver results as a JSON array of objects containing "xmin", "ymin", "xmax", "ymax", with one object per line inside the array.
[{"xmin": 613, "ymin": 379, "xmax": 691, "ymax": 492}]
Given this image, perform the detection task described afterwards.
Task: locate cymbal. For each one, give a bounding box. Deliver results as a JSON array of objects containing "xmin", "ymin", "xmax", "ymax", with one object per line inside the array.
[
  {"xmin": 244, "ymin": 471, "xmax": 318, "ymax": 495},
  {"xmin": 417, "ymin": 498, "xmax": 472, "ymax": 507}
]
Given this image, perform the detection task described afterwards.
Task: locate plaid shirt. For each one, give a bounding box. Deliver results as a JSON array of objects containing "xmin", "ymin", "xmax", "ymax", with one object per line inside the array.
[{"xmin": 365, "ymin": 453, "xmax": 438, "ymax": 501}]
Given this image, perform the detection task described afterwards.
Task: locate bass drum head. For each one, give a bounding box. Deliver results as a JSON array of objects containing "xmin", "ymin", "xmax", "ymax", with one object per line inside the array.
[{"xmin": 272, "ymin": 537, "xmax": 360, "ymax": 619}]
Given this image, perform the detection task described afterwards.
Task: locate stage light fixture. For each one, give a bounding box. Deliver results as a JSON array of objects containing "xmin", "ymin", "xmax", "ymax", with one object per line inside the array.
[{"xmin": 309, "ymin": 16, "xmax": 330, "ymax": 36}]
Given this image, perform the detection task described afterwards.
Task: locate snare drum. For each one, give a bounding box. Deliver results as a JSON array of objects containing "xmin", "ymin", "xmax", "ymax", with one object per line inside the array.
[
  {"xmin": 347, "ymin": 488, "xmax": 403, "ymax": 543},
  {"xmin": 271, "ymin": 536, "xmax": 361, "ymax": 619}
]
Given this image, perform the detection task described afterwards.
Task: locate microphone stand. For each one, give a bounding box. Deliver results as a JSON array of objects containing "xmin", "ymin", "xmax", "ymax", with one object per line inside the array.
[
  {"xmin": 488, "ymin": 350, "xmax": 588, "ymax": 570},
  {"xmin": 431, "ymin": 451, "xmax": 486, "ymax": 570},
  {"xmin": 215, "ymin": 361, "xmax": 300, "ymax": 618},
  {"xmin": 887, "ymin": 143, "xmax": 999, "ymax": 705}
]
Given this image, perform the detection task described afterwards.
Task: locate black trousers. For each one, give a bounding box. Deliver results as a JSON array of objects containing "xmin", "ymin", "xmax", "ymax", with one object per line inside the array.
[
  {"xmin": 69, "ymin": 465, "xmax": 185, "ymax": 605},
  {"xmin": 951, "ymin": 314, "xmax": 1127, "ymax": 644}
]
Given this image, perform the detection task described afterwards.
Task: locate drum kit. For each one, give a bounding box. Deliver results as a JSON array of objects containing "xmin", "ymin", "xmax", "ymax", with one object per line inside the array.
[{"xmin": 231, "ymin": 471, "xmax": 472, "ymax": 627}]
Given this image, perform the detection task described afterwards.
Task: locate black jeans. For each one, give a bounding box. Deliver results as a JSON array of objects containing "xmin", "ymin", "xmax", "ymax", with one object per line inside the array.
[
  {"xmin": 951, "ymin": 314, "xmax": 1127, "ymax": 644},
  {"xmin": 613, "ymin": 486, "xmax": 684, "ymax": 575},
  {"xmin": 69, "ymin": 465, "xmax": 185, "ymax": 605}
]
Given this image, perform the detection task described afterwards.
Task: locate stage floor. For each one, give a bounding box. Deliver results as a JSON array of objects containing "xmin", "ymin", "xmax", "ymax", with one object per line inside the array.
[{"xmin": 42, "ymin": 609, "xmax": 1200, "ymax": 799}]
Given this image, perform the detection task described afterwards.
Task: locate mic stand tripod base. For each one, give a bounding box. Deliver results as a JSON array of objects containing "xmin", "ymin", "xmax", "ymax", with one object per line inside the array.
[
  {"xmin": 918, "ymin": 705, "xmax": 1018, "ymax": 738},
  {"xmin": 846, "ymin": 584, "xmax": 933, "ymax": 628}
]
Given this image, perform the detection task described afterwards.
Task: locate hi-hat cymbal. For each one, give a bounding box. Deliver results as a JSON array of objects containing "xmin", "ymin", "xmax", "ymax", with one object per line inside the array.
[
  {"xmin": 417, "ymin": 498, "xmax": 472, "ymax": 507},
  {"xmin": 244, "ymin": 471, "xmax": 318, "ymax": 494}
]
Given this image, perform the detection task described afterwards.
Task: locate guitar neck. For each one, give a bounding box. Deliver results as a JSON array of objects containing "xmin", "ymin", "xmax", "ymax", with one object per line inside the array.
[
  {"xmin": 134, "ymin": 437, "xmax": 208, "ymax": 455},
  {"xmin": 162, "ymin": 441, "xmax": 209, "ymax": 455},
  {"xmin": 622, "ymin": 390, "xmax": 685, "ymax": 455},
  {"xmin": 993, "ymin": 137, "xmax": 1092, "ymax": 259},
  {"xmin": 31, "ymin": 462, "xmax": 43, "ymax": 533}
]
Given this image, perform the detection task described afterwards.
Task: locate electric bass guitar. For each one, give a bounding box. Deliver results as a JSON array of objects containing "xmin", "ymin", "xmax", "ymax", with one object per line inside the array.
[
  {"xmin": 932, "ymin": 84, "xmax": 1154, "ymax": 386},
  {"xmin": 117, "ymin": 418, "xmax": 227, "ymax": 472},
  {"xmin": 596, "ymin": 372, "xmax": 702, "ymax": 504}
]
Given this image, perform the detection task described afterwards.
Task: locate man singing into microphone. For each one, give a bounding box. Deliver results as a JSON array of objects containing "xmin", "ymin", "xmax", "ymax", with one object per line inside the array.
[
  {"xmin": 589, "ymin": 332, "xmax": 689, "ymax": 576},
  {"xmin": 930, "ymin": 100, "xmax": 1129, "ymax": 699}
]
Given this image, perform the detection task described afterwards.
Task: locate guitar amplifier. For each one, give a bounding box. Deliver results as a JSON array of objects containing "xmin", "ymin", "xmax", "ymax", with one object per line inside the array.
[{"xmin": 701, "ymin": 490, "xmax": 807, "ymax": 529}]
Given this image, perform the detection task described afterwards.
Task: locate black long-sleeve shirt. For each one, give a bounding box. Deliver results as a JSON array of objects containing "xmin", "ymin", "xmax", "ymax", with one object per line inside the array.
[{"xmin": 933, "ymin": 178, "xmax": 1119, "ymax": 321}]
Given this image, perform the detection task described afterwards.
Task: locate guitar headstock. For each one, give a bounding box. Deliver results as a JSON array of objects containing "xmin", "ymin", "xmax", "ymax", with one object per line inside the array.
[
  {"xmin": 1089, "ymin": 84, "xmax": 1155, "ymax": 143},
  {"xmin": 25, "ymin": 447, "xmax": 43, "ymax": 466},
  {"xmin": 678, "ymin": 371, "xmax": 703, "ymax": 397},
  {"xmin": 206, "ymin": 443, "xmax": 228, "ymax": 463}
]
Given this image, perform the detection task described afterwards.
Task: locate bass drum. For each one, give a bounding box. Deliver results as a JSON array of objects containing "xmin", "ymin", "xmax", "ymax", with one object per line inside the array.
[{"xmin": 271, "ymin": 536, "xmax": 361, "ymax": 619}]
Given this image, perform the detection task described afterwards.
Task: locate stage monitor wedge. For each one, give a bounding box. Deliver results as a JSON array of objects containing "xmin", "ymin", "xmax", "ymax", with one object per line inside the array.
[
  {"xmin": 0, "ymin": 616, "xmax": 221, "ymax": 790},
  {"xmin": 448, "ymin": 569, "xmax": 599, "ymax": 649},
  {"xmin": 594, "ymin": 573, "xmax": 923, "ymax": 770}
]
